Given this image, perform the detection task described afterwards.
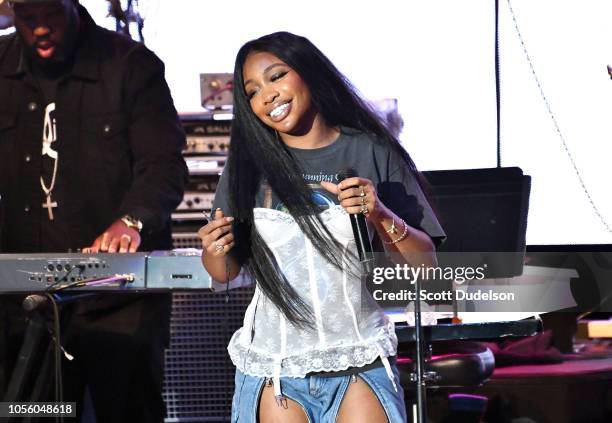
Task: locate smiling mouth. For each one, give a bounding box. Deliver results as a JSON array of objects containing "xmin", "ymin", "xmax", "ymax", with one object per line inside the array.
[{"xmin": 268, "ymin": 101, "xmax": 291, "ymax": 121}]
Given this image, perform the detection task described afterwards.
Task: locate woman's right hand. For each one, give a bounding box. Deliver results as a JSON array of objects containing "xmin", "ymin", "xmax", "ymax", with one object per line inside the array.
[{"xmin": 198, "ymin": 208, "xmax": 235, "ymax": 257}]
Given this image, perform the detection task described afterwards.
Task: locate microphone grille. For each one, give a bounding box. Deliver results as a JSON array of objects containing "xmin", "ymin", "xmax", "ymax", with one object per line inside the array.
[{"xmin": 338, "ymin": 167, "xmax": 358, "ymax": 181}]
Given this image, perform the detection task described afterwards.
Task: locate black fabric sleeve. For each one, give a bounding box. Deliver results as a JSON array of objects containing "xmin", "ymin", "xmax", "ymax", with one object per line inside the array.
[
  {"xmin": 117, "ymin": 45, "xmax": 188, "ymax": 232},
  {"xmin": 379, "ymin": 152, "xmax": 446, "ymax": 247}
]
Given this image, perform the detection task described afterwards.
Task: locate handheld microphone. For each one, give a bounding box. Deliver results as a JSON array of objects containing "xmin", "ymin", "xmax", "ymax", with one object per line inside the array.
[{"xmin": 338, "ymin": 168, "xmax": 375, "ymax": 275}]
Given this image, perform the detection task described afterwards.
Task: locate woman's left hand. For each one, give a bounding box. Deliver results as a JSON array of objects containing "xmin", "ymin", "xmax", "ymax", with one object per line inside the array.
[{"xmin": 321, "ymin": 177, "xmax": 385, "ymax": 221}]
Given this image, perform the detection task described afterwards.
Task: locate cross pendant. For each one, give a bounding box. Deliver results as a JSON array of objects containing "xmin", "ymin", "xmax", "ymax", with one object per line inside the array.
[{"xmin": 42, "ymin": 194, "xmax": 58, "ymax": 221}]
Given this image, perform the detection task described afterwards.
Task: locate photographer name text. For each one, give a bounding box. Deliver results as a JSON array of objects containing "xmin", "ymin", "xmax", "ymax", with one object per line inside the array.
[{"xmin": 372, "ymin": 289, "xmax": 515, "ymax": 302}]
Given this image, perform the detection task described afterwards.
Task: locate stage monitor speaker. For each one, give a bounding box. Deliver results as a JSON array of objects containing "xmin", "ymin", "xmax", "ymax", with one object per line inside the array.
[{"xmin": 422, "ymin": 167, "xmax": 531, "ymax": 278}]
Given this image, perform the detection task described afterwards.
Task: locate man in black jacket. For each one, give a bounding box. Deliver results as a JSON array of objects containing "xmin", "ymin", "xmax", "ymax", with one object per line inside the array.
[{"xmin": 0, "ymin": 0, "xmax": 188, "ymax": 421}]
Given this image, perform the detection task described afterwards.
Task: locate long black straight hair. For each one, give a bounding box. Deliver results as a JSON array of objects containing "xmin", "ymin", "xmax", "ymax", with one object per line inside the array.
[{"xmin": 228, "ymin": 31, "xmax": 422, "ymax": 327}]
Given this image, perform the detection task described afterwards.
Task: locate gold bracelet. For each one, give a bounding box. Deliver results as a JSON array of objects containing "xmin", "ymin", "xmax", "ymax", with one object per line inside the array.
[{"xmin": 383, "ymin": 219, "xmax": 408, "ymax": 244}]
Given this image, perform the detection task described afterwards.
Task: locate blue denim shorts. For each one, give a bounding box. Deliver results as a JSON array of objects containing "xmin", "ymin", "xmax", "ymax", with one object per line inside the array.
[{"xmin": 231, "ymin": 363, "xmax": 407, "ymax": 423}]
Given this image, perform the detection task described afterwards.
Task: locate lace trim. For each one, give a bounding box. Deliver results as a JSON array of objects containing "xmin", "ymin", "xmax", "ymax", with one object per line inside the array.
[{"xmin": 228, "ymin": 323, "xmax": 398, "ymax": 378}]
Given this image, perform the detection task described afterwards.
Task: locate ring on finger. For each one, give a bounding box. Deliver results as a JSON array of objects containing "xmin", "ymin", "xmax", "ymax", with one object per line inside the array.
[
  {"xmin": 359, "ymin": 186, "xmax": 366, "ymax": 197},
  {"xmin": 360, "ymin": 195, "xmax": 366, "ymax": 205},
  {"xmin": 214, "ymin": 242, "xmax": 224, "ymax": 252},
  {"xmin": 360, "ymin": 204, "xmax": 369, "ymax": 215}
]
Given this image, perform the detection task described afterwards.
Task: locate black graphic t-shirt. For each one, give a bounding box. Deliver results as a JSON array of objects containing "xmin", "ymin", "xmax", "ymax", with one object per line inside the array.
[{"xmin": 212, "ymin": 128, "xmax": 446, "ymax": 246}]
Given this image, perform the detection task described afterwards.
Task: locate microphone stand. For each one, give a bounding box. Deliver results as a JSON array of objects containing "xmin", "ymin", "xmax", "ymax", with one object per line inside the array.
[
  {"xmin": 413, "ymin": 0, "xmax": 502, "ymax": 418},
  {"xmin": 2, "ymin": 292, "xmax": 93, "ymax": 404},
  {"xmin": 3, "ymin": 275, "xmax": 133, "ymax": 404},
  {"xmin": 412, "ymin": 275, "xmax": 427, "ymax": 423}
]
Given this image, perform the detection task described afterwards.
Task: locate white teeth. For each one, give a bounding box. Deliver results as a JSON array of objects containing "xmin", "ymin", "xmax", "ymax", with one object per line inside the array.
[{"xmin": 270, "ymin": 103, "xmax": 289, "ymax": 118}]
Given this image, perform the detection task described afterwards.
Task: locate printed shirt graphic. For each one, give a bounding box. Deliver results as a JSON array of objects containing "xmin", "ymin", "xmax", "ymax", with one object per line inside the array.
[
  {"xmin": 41, "ymin": 102, "xmax": 58, "ymax": 182},
  {"xmin": 267, "ymin": 183, "xmax": 337, "ymax": 214}
]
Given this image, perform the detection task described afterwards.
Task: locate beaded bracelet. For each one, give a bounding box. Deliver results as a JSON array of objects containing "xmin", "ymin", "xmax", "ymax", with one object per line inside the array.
[{"xmin": 383, "ymin": 219, "xmax": 409, "ymax": 244}]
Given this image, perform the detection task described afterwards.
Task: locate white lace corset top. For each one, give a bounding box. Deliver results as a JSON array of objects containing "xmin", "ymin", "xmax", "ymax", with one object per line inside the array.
[{"xmin": 227, "ymin": 206, "xmax": 398, "ymax": 380}]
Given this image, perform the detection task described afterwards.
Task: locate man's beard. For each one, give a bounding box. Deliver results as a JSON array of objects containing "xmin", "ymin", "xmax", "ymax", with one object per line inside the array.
[
  {"xmin": 28, "ymin": 42, "xmax": 68, "ymax": 70},
  {"xmin": 26, "ymin": 15, "xmax": 79, "ymax": 73}
]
